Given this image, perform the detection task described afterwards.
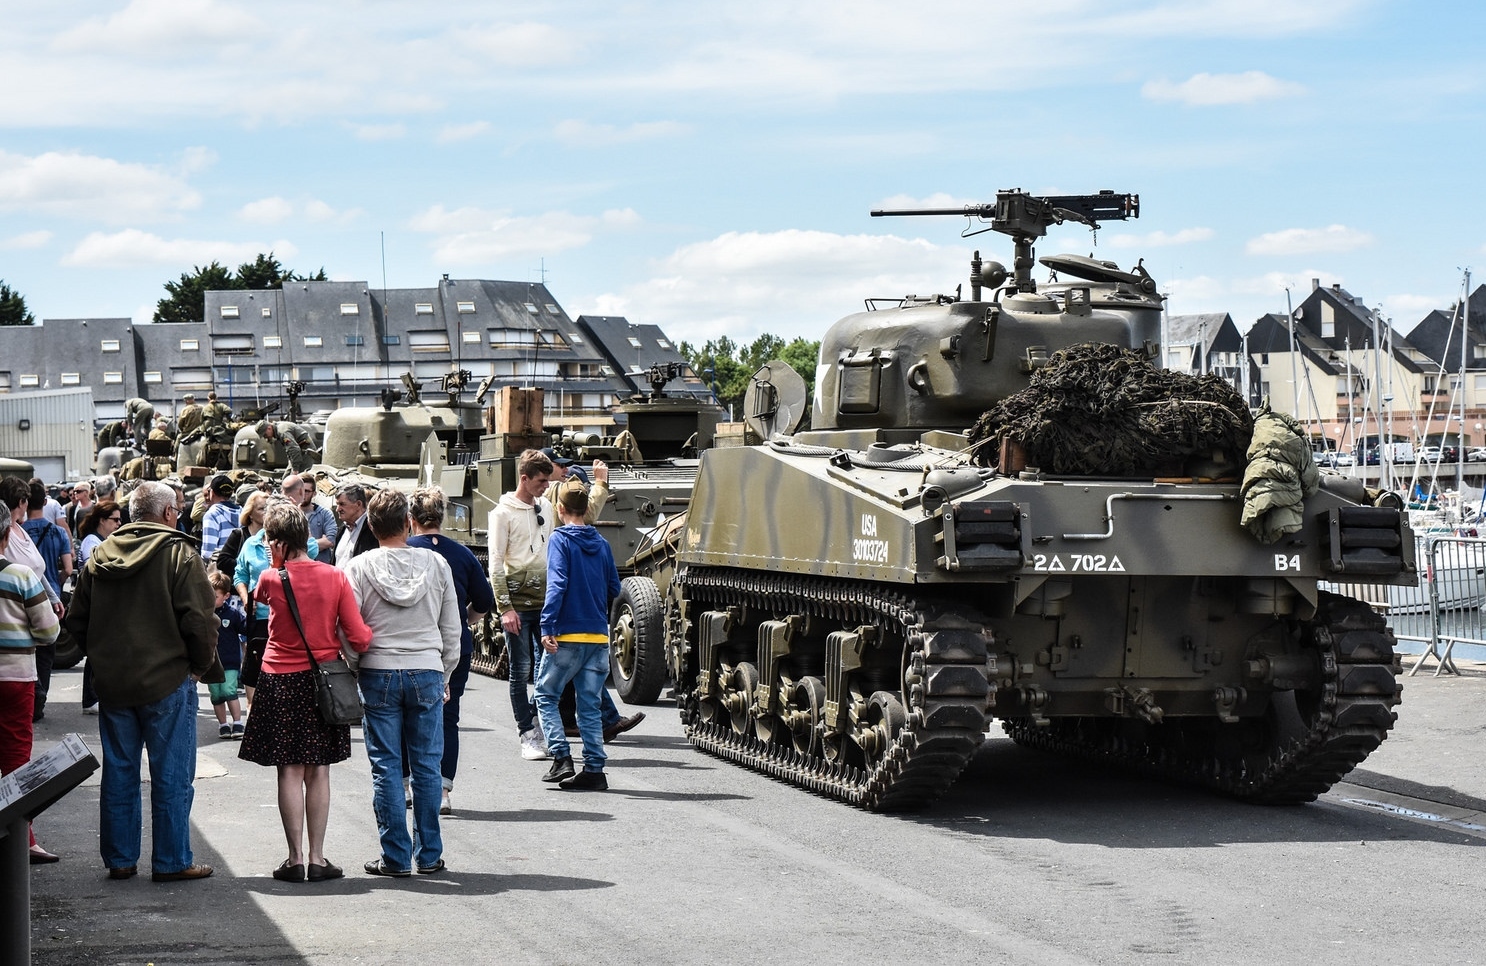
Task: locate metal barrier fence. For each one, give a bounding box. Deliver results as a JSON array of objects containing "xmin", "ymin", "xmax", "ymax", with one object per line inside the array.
[{"xmin": 1323, "ymin": 534, "xmax": 1486, "ymax": 677}]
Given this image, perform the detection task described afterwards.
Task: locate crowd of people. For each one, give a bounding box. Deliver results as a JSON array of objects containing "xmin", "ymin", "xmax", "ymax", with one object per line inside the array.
[{"xmin": 1, "ymin": 445, "xmax": 639, "ymax": 882}]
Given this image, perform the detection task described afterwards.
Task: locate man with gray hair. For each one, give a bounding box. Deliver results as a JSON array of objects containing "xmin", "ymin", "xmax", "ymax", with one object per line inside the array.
[
  {"xmin": 67, "ymin": 480, "xmax": 221, "ymax": 882},
  {"xmin": 281, "ymin": 474, "xmax": 337, "ymax": 557}
]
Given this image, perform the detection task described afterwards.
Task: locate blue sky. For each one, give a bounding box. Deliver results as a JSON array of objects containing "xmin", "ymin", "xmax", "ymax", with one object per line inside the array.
[{"xmin": 2, "ymin": 0, "xmax": 1482, "ymax": 347}]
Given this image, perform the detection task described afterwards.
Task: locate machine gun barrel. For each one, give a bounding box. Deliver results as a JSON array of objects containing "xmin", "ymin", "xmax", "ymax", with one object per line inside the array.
[{"xmin": 871, "ymin": 189, "xmax": 1139, "ymax": 294}]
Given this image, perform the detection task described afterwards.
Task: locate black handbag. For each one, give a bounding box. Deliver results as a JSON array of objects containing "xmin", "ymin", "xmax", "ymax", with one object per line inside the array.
[{"xmin": 278, "ymin": 566, "xmax": 363, "ymax": 726}]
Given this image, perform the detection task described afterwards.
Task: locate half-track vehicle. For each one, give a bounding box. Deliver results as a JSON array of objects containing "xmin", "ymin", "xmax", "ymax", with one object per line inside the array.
[{"xmin": 635, "ymin": 190, "xmax": 1411, "ymax": 811}]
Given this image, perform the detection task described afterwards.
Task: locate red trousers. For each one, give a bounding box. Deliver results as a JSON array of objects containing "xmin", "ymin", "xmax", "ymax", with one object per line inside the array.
[{"xmin": 0, "ymin": 679, "xmax": 38, "ymax": 847}]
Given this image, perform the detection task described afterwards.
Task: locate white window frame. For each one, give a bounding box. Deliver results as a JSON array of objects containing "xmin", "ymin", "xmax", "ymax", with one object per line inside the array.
[
  {"xmin": 180, "ymin": 339, "xmax": 199, "ymax": 351},
  {"xmin": 60, "ymin": 372, "xmax": 81, "ymax": 385},
  {"xmin": 462, "ymin": 330, "xmax": 480, "ymax": 343},
  {"xmin": 263, "ymin": 335, "xmax": 283, "ymax": 348},
  {"xmin": 19, "ymin": 374, "xmax": 39, "ymax": 388},
  {"xmin": 220, "ymin": 305, "xmax": 240, "ymax": 319},
  {"xmin": 340, "ymin": 303, "xmax": 359, "ymax": 316},
  {"xmin": 101, "ymin": 339, "xmax": 121, "ymax": 352},
  {"xmin": 415, "ymin": 303, "xmax": 434, "ymax": 315},
  {"xmin": 143, "ymin": 371, "xmax": 162, "ymax": 384},
  {"xmin": 103, "ymin": 371, "xmax": 123, "ymax": 384},
  {"xmin": 457, "ymin": 301, "xmax": 476, "ymax": 314},
  {"xmin": 304, "ymin": 335, "xmax": 323, "ymax": 347}
]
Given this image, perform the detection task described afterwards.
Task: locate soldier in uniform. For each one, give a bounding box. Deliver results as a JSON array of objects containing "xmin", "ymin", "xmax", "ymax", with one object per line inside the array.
[
  {"xmin": 200, "ymin": 392, "xmax": 234, "ymax": 470},
  {"xmin": 96, "ymin": 420, "xmax": 130, "ymax": 452},
  {"xmin": 123, "ymin": 398, "xmax": 156, "ymax": 447},
  {"xmin": 176, "ymin": 393, "xmax": 203, "ymax": 440},
  {"xmin": 255, "ymin": 420, "xmax": 316, "ymax": 474},
  {"xmin": 149, "ymin": 417, "xmax": 175, "ymax": 443}
]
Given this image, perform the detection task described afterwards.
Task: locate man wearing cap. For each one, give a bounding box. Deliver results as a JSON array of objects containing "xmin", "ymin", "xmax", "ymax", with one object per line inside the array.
[
  {"xmin": 541, "ymin": 448, "xmax": 610, "ymax": 522},
  {"xmin": 199, "ymin": 475, "xmax": 241, "ymax": 561},
  {"xmin": 176, "ymin": 393, "xmax": 203, "ymax": 440}
]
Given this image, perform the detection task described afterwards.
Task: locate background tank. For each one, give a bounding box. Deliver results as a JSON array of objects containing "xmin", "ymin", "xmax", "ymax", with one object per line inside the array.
[{"xmin": 647, "ymin": 190, "xmax": 1409, "ymax": 811}]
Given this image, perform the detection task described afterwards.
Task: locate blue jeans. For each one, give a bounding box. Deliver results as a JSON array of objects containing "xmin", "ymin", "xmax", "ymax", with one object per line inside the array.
[
  {"xmin": 535, "ymin": 643, "xmax": 609, "ymax": 773},
  {"xmin": 97, "ymin": 678, "xmax": 198, "ymax": 874},
  {"xmin": 504, "ymin": 611, "xmax": 541, "ymax": 735},
  {"xmin": 441, "ymin": 651, "xmax": 472, "ymax": 789},
  {"xmin": 360, "ymin": 668, "xmax": 445, "ymax": 872}
]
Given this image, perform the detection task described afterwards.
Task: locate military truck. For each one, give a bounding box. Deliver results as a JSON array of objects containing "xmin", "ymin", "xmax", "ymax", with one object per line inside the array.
[{"xmin": 630, "ymin": 190, "xmax": 1410, "ymax": 811}]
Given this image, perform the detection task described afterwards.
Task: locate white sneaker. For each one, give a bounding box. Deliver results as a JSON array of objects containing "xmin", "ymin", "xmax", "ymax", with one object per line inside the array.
[
  {"xmin": 439, "ymin": 788, "xmax": 452, "ymax": 816},
  {"xmin": 519, "ymin": 728, "xmax": 550, "ymax": 761},
  {"xmin": 82, "ymin": 704, "xmax": 99, "ymax": 715}
]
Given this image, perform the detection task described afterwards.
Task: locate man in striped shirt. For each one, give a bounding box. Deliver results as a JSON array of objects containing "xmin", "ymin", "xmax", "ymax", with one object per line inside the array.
[{"xmin": 199, "ymin": 475, "xmax": 241, "ymax": 561}]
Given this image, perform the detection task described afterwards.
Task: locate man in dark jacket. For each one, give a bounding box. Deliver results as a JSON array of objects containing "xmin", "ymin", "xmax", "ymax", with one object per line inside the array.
[{"xmin": 66, "ymin": 480, "xmax": 221, "ymax": 882}]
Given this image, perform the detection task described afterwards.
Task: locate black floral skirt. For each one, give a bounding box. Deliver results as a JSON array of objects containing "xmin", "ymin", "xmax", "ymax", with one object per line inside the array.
[{"xmin": 238, "ymin": 669, "xmax": 351, "ymax": 766}]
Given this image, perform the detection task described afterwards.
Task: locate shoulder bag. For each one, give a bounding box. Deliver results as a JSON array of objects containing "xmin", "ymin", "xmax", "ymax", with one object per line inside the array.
[{"xmin": 278, "ymin": 566, "xmax": 363, "ymax": 726}]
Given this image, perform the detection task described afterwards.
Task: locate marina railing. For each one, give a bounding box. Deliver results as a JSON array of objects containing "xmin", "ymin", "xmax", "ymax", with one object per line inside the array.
[{"xmin": 1322, "ymin": 533, "xmax": 1486, "ymax": 677}]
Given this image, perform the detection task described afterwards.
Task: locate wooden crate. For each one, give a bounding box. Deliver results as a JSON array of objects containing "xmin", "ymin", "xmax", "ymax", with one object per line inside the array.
[{"xmin": 487, "ymin": 387, "xmax": 544, "ymax": 436}]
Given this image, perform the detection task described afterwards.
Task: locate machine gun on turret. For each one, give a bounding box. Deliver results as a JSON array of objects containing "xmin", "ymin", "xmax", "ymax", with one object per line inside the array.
[
  {"xmin": 872, "ymin": 189, "xmax": 1140, "ymax": 296},
  {"xmin": 284, "ymin": 380, "xmax": 307, "ymax": 423},
  {"xmin": 640, "ymin": 361, "xmax": 688, "ymax": 402}
]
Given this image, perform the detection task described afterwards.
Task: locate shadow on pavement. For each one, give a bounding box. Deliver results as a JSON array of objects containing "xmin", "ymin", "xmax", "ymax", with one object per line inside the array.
[
  {"xmin": 448, "ymin": 808, "xmax": 615, "ymax": 823},
  {"xmin": 907, "ymin": 736, "xmax": 1486, "ymax": 848},
  {"xmin": 237, "ymin": 870, "xmax": 614, "ymax": 896}
]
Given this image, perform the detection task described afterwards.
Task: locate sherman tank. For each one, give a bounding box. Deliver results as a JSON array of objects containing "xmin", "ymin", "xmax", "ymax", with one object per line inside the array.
[{"xmin": 640, "ymin": 189, "xmax": 1410, "ymax": 811}]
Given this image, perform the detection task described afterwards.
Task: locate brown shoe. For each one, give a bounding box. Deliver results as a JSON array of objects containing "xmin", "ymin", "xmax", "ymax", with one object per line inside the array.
[
  {"xmin": 603, "ymin": 712, "xmax": 645, "ymax": 742},
  {"xmin": 108, "ymin": 866, "xmax": 138, "ymax": 880},
  {"xmin": 152, "ymin": 864, "xmax": 213, "ymax": 882}
]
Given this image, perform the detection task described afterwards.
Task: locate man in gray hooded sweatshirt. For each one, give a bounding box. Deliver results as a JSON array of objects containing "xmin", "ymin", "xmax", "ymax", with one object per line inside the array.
[{"xmin": 344, "ymin": 488, "xmax": 461, "ymax": 877}]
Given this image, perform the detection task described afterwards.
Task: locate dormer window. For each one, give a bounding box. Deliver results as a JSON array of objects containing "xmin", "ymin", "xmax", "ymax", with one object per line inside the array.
[
  {"xmin": 220, "ymin": 305, "xmax": 240, "ymax": 319},
  {"xmin": 340, "ymin": 304, "xmax": 359, "ymax": 316}
]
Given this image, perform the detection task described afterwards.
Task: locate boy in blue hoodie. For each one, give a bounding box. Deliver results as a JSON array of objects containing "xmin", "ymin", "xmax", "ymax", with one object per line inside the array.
[{"xmin": 535, "ymin": 480, "xmax": 621, "ymax": 790}]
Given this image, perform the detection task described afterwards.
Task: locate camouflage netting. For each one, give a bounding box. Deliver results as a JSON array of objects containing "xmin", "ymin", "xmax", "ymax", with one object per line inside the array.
[{"xmin": 967, "ymin": 342, "xmax": 1254, "ymax": 476}]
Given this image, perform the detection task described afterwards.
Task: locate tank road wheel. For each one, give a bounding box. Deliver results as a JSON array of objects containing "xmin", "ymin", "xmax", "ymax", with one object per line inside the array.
[
  {"xmin": 857, "ymin": 691, "xmax": 907, "ymax": 768},
  {"xmin": 470, "ymin": 613, "xmax": 510, "ymax": 680},
  {"xmin": 608, "ymin": 577, "xmax": 667, "ymax": 705},
  {"xmin": 769, "ymin": 676, "xmax": 825, "ymax": 756},
  {"xmin": 721, "ymin": 662, "xmax": 759, "ymax": 736}
]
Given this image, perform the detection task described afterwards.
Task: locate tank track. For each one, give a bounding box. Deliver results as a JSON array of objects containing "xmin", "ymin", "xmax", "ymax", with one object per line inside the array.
[
  {"xmin": 1003, "ymin": 591, "xmax": 1401, "ymax": 804},
  {"xmin": 678, "ymin": 567, "xmax": 991, "ymax": 812}
]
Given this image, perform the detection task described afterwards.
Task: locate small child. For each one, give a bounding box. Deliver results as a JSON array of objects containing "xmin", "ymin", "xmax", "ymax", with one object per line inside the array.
[{"xmin": 208, "ymin": 571, "xmax": 246, "ymax": 739}]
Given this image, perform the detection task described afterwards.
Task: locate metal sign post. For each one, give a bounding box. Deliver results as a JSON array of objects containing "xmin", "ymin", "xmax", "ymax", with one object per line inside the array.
[{"xmin": 0, "ymin": 734, "xmax": 100, "ymax": 964}]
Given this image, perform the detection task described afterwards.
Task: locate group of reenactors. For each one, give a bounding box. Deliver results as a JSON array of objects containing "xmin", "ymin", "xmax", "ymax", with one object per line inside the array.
[{"xmin": 95, "ymin": 391, "xmax": 315, "ymax": 480}]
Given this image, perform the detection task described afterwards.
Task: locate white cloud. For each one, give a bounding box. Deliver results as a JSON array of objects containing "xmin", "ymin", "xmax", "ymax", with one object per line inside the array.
[
  {"xmin": 177, "ymin": 146, "xmax": 217, "ymax": 175},
  {"xmin": 238, "ymin": 196, "xmax": 294, "ymax": 224},
  {"xmin": 1379, "ymin": 293, "xmax": 1448, "ymax": 319},
  {"xmin": 1108, "ymin": 227, "xmax": 1214, "ymax": 248},
  {"xmin": 1142, "ymin": 71, "xmax": 1306, "ymax": 106},
  {"xmin": 552, "ymin": 119, "xmax": 688, "ymax": 147},
  {"xmin": 351, "ymin": 123, "xmax": 406, "ymax": 141},
  {"xmin": 52, "ymin": 0, "xmax": 261, "ymax": 53},
  {"xmin": 437, "ymin": 121, "xmax": 492, "ymax": 143},
  {"xmin": 409, "ymin": 206, "xmax": 639, "ymax": 262},
  {"xmin": 1246, "ymin": 225, "xmax": 1373, "ymax": 256},
  {"xmin": 453, "ymin": 21, "xmax": 581, "ymax": 67},
  {"xmin": 62, "ymin": 229, "xmax": 297, "ymax": 269},
  {"xmin": 0, "ymin": 230, "xmax": 53, "ymax": 249},
  {"xmin": 0, "ymin": 150, "xmax": 200, "ymax": 222},
  {"xmin": 237, "ymin": 196, "xmax": 359, "ymax": 225},
  {"xmin": 581, "ymin": 229, "xmax": 966, "ymax": 345}
]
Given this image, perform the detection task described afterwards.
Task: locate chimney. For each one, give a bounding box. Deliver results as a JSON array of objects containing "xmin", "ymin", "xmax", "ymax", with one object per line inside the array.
[{"xmin": 1312, "ymin": 278, "xmax": 1320, "ymax": 291}]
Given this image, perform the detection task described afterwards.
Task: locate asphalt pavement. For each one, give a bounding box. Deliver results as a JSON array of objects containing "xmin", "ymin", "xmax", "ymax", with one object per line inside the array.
[{"xmin": 17, "ymin": 658, "xmax": 1486, "ymax": 965}]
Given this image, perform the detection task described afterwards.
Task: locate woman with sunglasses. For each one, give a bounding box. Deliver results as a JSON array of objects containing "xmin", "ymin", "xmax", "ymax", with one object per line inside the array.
[{"xmin": 76, "ymin": 502, "xmax": 123, "ymax": 568}]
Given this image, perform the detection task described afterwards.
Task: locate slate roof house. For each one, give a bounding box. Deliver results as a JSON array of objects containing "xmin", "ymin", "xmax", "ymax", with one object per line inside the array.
[
  {"xmin": 1165, "ymin": 312, "xmax": 1255, "ymax": 401},
  {"xmin": 0, "ymin": 279, "xmax": 706, "ymax": 437}
]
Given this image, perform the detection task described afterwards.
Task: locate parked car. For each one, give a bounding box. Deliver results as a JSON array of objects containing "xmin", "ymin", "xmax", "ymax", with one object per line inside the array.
[
  {"xmin": 1313, "ymin": 450, "xmax": 1339, "ymax": 467},
  {"xmin": 1468, "ymin": 447, "xmax": 1486, "ymax": 462},
  {"xmin": 1334, "ymin": 452, "xmax": 1356, "ymax": 467},
  {"xmin": 1419, "ymin": 446, "xmax": 1444, "ymax": 463}
]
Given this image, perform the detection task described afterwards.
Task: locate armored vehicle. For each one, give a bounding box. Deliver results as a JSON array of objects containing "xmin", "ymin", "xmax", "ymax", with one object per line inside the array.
[{"xmin": 640, "ymin": 190, "xmax": 1410, "ymax": 811}]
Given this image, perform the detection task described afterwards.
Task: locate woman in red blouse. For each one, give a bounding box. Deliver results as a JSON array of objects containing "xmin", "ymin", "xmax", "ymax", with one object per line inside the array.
[{"xmin": 238, "ymin": 497, "xmax": 372, "ymax": 883}]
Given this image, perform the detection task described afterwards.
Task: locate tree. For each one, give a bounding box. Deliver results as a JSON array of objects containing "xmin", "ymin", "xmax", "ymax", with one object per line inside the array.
[
  {"xmin": 681, "ymin": 333, "xmax": 821, "ymax": 418},
  {"xmin": 0, "ymin": 280, "xmax": 35, "ymax": 326},
  {"xmin": 153, "ymin": 252, "xmax": 328, "ymax": 323}
]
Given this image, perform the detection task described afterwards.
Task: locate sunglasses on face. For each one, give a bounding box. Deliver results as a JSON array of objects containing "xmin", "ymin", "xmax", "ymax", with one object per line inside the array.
[{"xmin": 107, "ymin": 516, "xmax": 121, "ymax": 522}]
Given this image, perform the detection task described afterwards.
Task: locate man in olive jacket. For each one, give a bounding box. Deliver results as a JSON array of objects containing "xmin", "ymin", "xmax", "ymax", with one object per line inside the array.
[{"xmin": 66, "ymin": 480, "xmax": 222, "ymax": 882}]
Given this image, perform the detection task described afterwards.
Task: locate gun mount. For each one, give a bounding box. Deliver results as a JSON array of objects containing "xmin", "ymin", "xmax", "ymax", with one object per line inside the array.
[{"xmin": 872, "ymin": 188, "xmax": 1140, "ymax": 294}]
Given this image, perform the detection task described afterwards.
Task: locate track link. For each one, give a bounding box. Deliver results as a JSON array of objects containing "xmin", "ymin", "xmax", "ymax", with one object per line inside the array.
[
  {"xmin": 1003, "ymin": 590, "xmax": 1401, "ymax": 803},
  {"xmin": 678, "ymin": 567, "xmax": 991, "ymax": 812}
]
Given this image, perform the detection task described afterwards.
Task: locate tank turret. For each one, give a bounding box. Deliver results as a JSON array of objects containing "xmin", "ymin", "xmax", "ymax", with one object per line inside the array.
[{"xmin": 815, "ymin": 190, "xmax": 1161, "ymax": 431}]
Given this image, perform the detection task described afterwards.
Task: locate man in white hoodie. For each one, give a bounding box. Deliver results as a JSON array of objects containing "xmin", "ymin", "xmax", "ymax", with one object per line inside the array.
[
  {"xmin": 345, "ymin": 489, "xmax": 462, "ymax": 877},
  {"xmin": 488, "ymin": 450, "xmax": 555, "ymax": 760}
]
